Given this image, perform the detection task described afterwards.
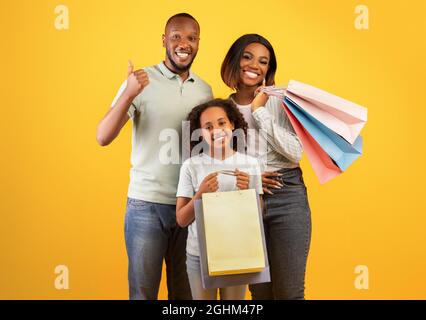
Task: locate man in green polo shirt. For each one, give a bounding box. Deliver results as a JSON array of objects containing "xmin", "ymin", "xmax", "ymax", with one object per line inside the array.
[{"xmin": 97, "ymin": 13, "xmax": 213, "ymax": 300}]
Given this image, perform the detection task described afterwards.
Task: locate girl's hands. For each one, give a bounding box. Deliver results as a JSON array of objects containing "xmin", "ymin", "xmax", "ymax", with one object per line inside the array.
[
  {"xmin": 235, "ymin": 169, "xmax": 250, "ymax": 190},
  {"xmin": 195, "ymin": 169, "xmax": 251, "ymax": 199},
  {"xmin": 194, "ymin": 172, "xmax": 219, "ymax": 199}
]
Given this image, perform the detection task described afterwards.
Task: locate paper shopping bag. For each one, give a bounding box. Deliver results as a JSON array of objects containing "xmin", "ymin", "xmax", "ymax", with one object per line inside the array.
[
  {"xmin": 194, "ymin": 198, "xmax": 270, "ymax": 289},
  {"xmin": 201, "ymin": 189, "xmax": 266, "ymax": 276},
  {"xmin": 286, "ymin": 80, "xmax": 367, "ymax": 144},
  {"xmin": 283, "ymin": 103, "xmax": 342, "ymax": 184},
  {"xmin": 284, "ymin": 98, "xmax": 363, "ymax": 171}
]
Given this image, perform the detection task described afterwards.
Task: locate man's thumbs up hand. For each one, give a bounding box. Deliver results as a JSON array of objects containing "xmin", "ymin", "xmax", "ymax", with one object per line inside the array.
[
  {"xmin": 127, "ymin": 60, "xmax": 134, "ymax": 76},
  {"xmin": 124, "ymin": 60, "xmax": 150, "ymax": 99}
]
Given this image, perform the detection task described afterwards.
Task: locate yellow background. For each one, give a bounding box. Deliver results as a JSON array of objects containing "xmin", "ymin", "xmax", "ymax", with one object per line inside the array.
[{"xmin": 1, "ymin": 0, "xmax": 425, "ymax": 299}]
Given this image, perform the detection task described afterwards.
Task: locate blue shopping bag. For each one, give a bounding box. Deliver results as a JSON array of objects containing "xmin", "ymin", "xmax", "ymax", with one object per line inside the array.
[{"xmin": 284, "ymin": 97, "xmax": 363, "ymax": 171}]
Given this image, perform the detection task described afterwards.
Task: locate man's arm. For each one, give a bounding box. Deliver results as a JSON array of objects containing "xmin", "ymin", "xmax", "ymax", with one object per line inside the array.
[{"xmin": 96, "ymin": 60, "xmax": 149, "ymax": 146}]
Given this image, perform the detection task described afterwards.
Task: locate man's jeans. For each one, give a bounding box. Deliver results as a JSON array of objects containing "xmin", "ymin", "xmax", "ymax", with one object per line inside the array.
[
  {"xmin": 124, "ymin": 198, "xmax": 192, "ymax": 300},
  {"xmin": 250, "ymin": 167, "xmax": 312, "ymax": 300}
]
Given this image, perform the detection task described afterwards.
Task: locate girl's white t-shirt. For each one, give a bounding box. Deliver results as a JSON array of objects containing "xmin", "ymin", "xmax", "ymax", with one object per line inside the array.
[{"xmin": 176, "ymin": 152, "xmax": 263, "ymax": 256}]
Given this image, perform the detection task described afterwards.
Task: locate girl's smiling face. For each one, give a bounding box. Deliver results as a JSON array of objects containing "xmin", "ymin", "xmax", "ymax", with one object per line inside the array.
[
  {"xmin": 239, "ymin": 42, "xmax": 270, "ymax": 87},
  {"xmin": 199, "ymin": 106, "xmax": 235, "ymax": 151}
]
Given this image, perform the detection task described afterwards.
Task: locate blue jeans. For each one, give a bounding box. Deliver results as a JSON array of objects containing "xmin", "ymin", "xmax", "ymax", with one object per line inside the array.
[
  {"xmin": 124, "ymin": 198, "xmax": 192, "ymax": 300},
  {"xmin": 249, "ymin": 167, "xmax": 312, "ymax": 300},
  {"xmin": 186, "ymin": 253, "xmax": 247, "ymax": 300}
]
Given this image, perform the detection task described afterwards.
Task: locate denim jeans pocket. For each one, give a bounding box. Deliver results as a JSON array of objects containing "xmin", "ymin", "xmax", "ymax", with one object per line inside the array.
[
  {"xmin": 281, "ymin": 173, "xmax": 307, "ymax": 190},
  {"xmin": 127, "ymin": 198, "xmax": 150, "ymax": 209},
  {"xmin": 270, "ymin": 176, "xmax": 306, "ymax": 191}
]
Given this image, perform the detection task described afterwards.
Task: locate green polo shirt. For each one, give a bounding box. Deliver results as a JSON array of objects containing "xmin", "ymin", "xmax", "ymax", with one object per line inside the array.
[{"xmin": 111, "ymin": 62, "xmax": 213, "ymax": 205}]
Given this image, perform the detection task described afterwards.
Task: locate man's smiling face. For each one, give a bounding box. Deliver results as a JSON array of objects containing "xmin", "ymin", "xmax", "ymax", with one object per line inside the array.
[{"xmin": 163, "ymin": 17, "xmax": 200, "ymax": 74}]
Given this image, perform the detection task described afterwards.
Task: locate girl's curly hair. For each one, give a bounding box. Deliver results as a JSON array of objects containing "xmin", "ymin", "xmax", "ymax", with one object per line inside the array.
[{"xmin": 186, "ymin": 98, "xmax": 248, "ymax": 152}]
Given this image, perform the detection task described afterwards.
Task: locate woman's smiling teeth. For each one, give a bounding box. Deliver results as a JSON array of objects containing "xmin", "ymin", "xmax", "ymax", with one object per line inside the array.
[{"xmin": 244, "ymin": 70, "xmax": 259, "ymax": 79}]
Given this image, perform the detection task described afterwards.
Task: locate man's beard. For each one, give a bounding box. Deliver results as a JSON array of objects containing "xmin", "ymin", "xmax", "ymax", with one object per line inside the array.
[{"xmin": 166, "ymin": 49, "xmax": 196, "ymax": 73}]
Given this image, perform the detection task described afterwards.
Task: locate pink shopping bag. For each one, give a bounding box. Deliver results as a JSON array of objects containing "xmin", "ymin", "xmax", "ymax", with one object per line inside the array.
[
  {"xmin": 283, "ymin": 103, "xmax": 342, "ymax": 184},
  {"xmin": 286, "ymin": 80, "xmax": 367, "ymax": 144}
]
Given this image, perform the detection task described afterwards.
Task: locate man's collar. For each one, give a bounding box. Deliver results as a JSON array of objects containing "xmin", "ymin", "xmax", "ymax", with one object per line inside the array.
[{"xmin": 158, "ymin": 61, "xmax": 195, "ymax": 82}]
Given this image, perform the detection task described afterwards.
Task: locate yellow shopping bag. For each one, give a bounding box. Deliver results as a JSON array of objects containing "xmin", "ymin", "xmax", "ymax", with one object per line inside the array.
[{"xmin": 202, "ymin": 189, "xmax": 266, "ymax": 276}]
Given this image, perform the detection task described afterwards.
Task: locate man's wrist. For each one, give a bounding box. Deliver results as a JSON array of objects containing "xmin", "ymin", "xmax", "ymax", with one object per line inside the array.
[{"xmin": 122, "ymin": 90, "xmax": 136, "ymax": 102}]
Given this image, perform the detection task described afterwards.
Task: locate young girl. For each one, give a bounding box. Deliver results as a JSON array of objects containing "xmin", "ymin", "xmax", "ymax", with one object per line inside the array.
[
  {"xmin": 221, "ymin": 34, "xmax": 312, "ymax": 300},
  {"xmin": 176, "ymin": 98, "xmax": 263, "ymax": 300}
]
